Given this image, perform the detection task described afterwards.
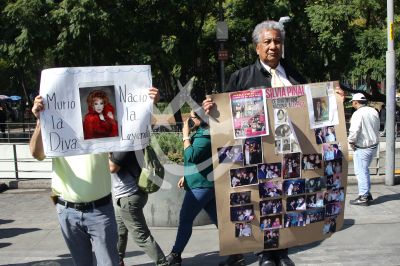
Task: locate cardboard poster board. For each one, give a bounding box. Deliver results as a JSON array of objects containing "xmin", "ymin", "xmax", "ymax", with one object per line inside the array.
[
  {"xmin": 209, "ymin": 81, "xmax": 348, "ymax": 255},
  {"xmin": 39, "ymin": 65, "xmax": 153, "ymax": 157}
]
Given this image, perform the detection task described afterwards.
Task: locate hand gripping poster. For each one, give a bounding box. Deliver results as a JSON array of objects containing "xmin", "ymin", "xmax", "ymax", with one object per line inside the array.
[
  {"xmin": 208, "ymin": 81, "xmax": 348, "ymax": 255},
  {"xmin": 39, "ymin": 65, "xmax": 153, "ymax": 157}
]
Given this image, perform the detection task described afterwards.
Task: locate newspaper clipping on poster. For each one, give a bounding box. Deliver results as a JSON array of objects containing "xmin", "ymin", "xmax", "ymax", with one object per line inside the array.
[
  {"xmin": 39, "ymin": 65, "xmax": 153, "ymax": 157},
  {"xmin": 208, "ymin": 81, "xmax": 348, "ymax": 255}
]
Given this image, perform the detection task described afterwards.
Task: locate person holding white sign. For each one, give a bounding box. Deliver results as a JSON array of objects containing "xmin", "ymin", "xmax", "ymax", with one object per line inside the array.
[{"xmin": 29, "ymin": 95, "xmax": 119, "ymax": 266}]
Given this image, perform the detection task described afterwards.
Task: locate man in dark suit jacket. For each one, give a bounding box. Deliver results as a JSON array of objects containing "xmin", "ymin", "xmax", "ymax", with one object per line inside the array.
[{"xmin": 204, "ymin": 20, "xmax": 300, "ymax": 266}]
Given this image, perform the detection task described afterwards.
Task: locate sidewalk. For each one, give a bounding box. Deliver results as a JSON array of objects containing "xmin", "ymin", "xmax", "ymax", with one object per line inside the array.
[{"xmin": 1, "ymin": 184, "xmax": 400, "ymax": 266}]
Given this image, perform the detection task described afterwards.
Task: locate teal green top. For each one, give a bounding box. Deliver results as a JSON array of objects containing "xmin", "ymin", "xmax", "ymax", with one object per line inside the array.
[{"xmin": 184, "ymin": 126, "xmax": 214, "ymax": 189}]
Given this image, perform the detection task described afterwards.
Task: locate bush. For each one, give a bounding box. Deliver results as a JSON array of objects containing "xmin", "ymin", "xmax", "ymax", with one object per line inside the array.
[{"xmin": 151, "ymin": 132, "xmax": 184, "ymax": 164}]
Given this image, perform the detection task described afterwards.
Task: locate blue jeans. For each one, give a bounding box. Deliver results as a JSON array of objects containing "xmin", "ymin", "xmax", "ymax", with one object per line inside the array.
[
  {"xmin": 353, "ymin": 147, "xmax": 376, "ymax": 196},
  {"xmin": 172, "ymin": 187, "xmax": 218, "ymax": 253},
  {"xmin": 56, "ymin": 201, "xmax": 119, "ymax": 266}
]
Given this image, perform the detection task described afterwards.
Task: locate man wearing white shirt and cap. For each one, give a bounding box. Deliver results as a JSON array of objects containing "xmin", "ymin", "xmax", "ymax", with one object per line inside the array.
[{"xmin": 348, "ymin": 93, "xmax": 380, "ymax": 206}]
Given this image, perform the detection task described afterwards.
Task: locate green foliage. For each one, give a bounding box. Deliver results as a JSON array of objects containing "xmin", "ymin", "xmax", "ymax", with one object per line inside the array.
[
  {"xmin": 0, "ymin": 0, "xmax": 399, "ymax": 102},
  {"xmin": 152, "ymin": 132, "xmax": 183, "ymax": 164}
]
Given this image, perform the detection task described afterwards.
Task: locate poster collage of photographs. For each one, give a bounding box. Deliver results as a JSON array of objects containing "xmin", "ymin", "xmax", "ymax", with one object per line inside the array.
[{"xmin": 222, "ymin": 87, "xmax": 344, "ymax": 250}]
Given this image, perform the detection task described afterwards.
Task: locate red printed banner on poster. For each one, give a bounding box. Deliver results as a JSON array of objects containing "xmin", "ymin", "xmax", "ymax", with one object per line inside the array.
[{"xmin": 230, "ymin": 89, "xmax": 269, "ymax": 139}]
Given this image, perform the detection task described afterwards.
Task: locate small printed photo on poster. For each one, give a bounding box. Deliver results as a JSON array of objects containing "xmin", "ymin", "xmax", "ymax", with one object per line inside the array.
[
  {"xmin": 282, "ymin": 153, "xmax": 301, "ymax": 179},
  {"xmin": 305, "ymin": 207, "xmax": 325, "ymax": 224},
  {"xmin": 274, "ymin": 108, "xmax": 288, "ymax": 124},
  {"xmin": 324, "ymin": 187, "xmax": 345, "ymax": 203},
  {"xmin": 234, "ymin": 222, "xmax": 252, "ymax": 238},
  {"xmin": 286, "ymin": 195, "xmax": 306, "ymax": 211},
  {"xmin": 274, "ymin": 140, "xmax": 281, "ymax": 154},
  {"xmin": 258, "ymin": 163, "xmax": 282, "ymax": 180},
  {"xmin": 325, "ymin": 202, "xmax": 341, "ymax": 217},
  {"xmin": 305, "ymin": 176, "xmax": 327, "ymax": 193},
  {"xmin": 264, "ymin": 229, "xmax": 280, "ymax": 249},
  {"xmin": 322, "ymin": 143, "xmax": 343, "ymax": 161},
  {"xmin": 274, "ymin": 124, "xmax": 292, "ymax": 138},
  {"xmin": 313, "ymin": 97, "xmax": 329, "ymax": 123},
  {"xmin": 306, "ymin": 193, "xmax": 317, "ymax": 208},
  {"xmin": 314, "ymin": 126, "xmax": 336, "ymax": 144},
  {"xmin": 230, "ymin": 89, "xmax": 268, "ymax": 139},
  {"xmin": 281, "ymin": 138, "xmax": 291, "ymax": 153},
  {"xmin": 80, "ymin": 86, "xmax": 119, "ymax": 140},
  {"xmin": 306, "ymin": 193, "xmax": 324, "ymax": 208},
  {"xmin": 260, "ymin": 214, "xmax": 282, "ymax": 230},
  {"xmin": 333, "ymin": 159, "xmax": 343, "ymax": 177},
  {"xmin": 259, "ymin": 181, "xmax": 283, "ymax": 198},
  {"xmin": 284, "ymin": 211, "xmax": 306, "ymax": 228},
  {"xmin": 290, "ymin": 138, "xmax": 301, "ymax": 153},
  {"xmin": 230, "ymin": 166, "xmax": 258, "ymax": 188},
  {"xmin": 283, "ymin": 179, "xmax": 305, "ymax": 196},
  {"xmin": 230, "ymin": 191, "xmax": 251, "ymax": 206},
  {"xmin": 230, "ymin": 204, "xmax": 255, "ymax": 222},
  {"xmin": 243, "ymin": 137, "xmax": 263, "ymax": 165},
  {"xmin": 260, "ymin": 199, "xmax": 283, "ymax": 216},
  {"xmin": 301, "ymin": 154, "xmax": 322, "ymax": 170},
  {"xmin": 217, "ymin": 145, "xmax": 243, "ymax": 164},
  {"xmin": 323, "ymin": 215, "xmax": 337, "ymax": 234},
  {"xmin": 305, "ymin": 82, "xmax": 339, "ymax": 129},
  {"xmin": 326, "ymin": 173, "xmax": 342, "ymax": 189}
]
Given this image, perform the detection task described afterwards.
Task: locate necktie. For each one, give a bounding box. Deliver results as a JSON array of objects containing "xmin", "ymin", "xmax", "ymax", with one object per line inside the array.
[{"xmin": 271, "ymin": 68, "xmax": 284, "ymax": 88}]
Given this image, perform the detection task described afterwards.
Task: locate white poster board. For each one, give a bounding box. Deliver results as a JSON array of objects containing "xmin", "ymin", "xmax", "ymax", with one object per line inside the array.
[{"xmin": 39, "ymin": 65, "xmax": 153, "ymax": 157}]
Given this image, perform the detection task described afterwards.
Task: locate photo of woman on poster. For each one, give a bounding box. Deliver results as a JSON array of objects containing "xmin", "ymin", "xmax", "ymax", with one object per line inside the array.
[
  {"xmin": 83, "ymin": 90, "xmax": 118, "ymax": 140},
  {"xmin": 313, "ymin": 97, "xmax": 329, "ymax": 122}
]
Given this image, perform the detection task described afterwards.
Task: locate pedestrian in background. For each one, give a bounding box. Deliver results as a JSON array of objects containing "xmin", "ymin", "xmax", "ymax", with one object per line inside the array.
[
  {"xmin": 109, "ymin": 88, "xmax": 169, "ymax": 266},
  {"xmin": 166, "ymin": 110, "xmax": 223, "ymax": 266},
  {"xmin": 348, "ymin": 93, "xmax": 380, "ymax": 206}
]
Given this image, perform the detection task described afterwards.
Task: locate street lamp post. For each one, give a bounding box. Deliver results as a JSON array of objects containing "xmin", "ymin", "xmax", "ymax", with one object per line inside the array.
[
  {"xmin": 385, "ymin": 0, "xmax": 396, "ymax": 185},
  {"xmin": 216, "ymin": 0, "xmax": 228, "ymax": 92},
  {"xmin": 279, "ymin": 16, "xmax": 291, "ymax": 58}
]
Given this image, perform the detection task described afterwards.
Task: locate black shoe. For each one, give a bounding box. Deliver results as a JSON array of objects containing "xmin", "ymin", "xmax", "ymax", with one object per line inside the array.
[
  {"xmin": 349, "ymin": 195, "xmax": 370, "ymax": 206},
  {"xmin": 367, "ymin": 193, "xmax": 373, "ymax": 201},
  {"xmin": 166, "ymin": 252, "xmax": 182, "ymax": 266},
  {"xmin": 277, "ymin": 255, "xmax": 295, "ymax": 266},
  {"xmin": 219, "ymin": 254, "xmax": 245, "ymax": 266},
  {"xmin": 258, "ymin": 252, "xmax": 276, "ymax": 266}
]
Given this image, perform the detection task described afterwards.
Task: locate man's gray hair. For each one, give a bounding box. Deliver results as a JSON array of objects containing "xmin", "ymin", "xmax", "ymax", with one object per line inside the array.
[{"xmin": 252, "ymin": 20, "xmax": 285, "ymax": 45}]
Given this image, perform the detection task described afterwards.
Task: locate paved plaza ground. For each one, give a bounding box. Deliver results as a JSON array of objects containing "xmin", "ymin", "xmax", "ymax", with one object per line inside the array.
[{"xmin": 1, "ymin": 184, "xmax": 400, "ymax": 266}]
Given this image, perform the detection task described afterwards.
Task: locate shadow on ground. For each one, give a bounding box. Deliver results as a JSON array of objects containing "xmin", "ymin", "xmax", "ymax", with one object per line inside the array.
[
  {"xmin": 369, "ymin": 192, "xmax": 400, "ymax": 205},
  {"xmin": 290, "ymin": 218, "xmax": 355, "ymax": 255},
  {"xmin": 0, "ymin": 228, "xmax": 41, "ymax": 240},
  {"xmin": 124, "ymin": 251, "xmax": 258, "ymax": 266},
  {"xmin": 5, "ymin": 255, "xmax": 72, "ymax": 266}
]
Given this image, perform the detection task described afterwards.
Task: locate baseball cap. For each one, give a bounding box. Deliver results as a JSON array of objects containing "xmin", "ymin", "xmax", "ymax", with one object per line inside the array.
[{"xmin": 350, "ymin": 93, "xmax": 367, "ymax": 102}]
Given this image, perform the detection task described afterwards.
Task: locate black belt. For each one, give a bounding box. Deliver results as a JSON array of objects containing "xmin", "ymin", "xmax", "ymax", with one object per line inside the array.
[
  {"xmin": 355, "ymin": 143, "xmax": 378, "ymax": 149},
  {"xmin": 57, "ymin": 194, "xmax": 111, "ymax": 212}
]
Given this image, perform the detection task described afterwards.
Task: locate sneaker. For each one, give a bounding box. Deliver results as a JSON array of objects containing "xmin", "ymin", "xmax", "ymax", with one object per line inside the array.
[
  {"xmin": 349, "ymin": 195, "xmax": 370, "ymax": 206},
  {"xmin": 218, "ymin": 254, "xmax": 245, "ymax": 266},
  {"xmin": 166, "ymin": 252, "xmax": 182, "ymax": 266}
]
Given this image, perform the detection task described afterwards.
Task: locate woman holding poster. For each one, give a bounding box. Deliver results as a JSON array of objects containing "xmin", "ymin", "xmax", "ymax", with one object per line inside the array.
[{"xmin": 83, "ymin": 90, "xmax": 118, "ymax": 140}]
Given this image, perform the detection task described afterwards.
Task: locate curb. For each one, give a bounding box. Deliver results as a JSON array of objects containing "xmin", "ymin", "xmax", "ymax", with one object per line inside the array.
[
  {"xmin": 0, "ymin": 179, "xmax": 51, "ymax": 190},
  {"xmin": 2, "ymin": 176, "xmax": 399, "ymax": 191}
]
